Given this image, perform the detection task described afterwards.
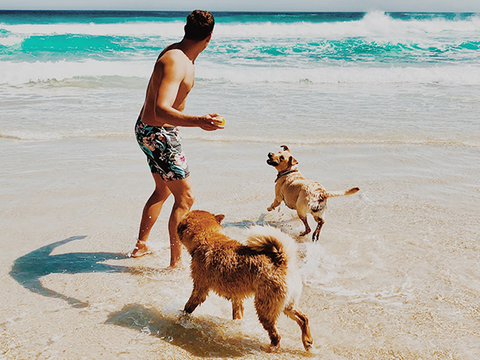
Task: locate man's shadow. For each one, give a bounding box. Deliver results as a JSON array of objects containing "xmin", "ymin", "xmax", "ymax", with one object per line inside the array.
[{"xmin": 10, "ymin": 236, "xmax": 128, "ymax": 308}]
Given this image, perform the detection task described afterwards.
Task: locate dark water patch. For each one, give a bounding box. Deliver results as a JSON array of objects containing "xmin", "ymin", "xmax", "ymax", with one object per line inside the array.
[{"xmin": 105, "ymin": 304, "xmax": 262, "ymax": 357}]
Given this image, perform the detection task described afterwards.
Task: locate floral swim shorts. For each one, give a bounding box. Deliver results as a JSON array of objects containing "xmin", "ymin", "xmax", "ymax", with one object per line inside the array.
[{"xmin": 135, "ymin": 117, "xmax": 190, "ymax": 181}]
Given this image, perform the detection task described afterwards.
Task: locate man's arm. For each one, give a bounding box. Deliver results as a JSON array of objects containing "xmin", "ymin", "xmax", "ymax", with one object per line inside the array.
[{"xmin": 154, "ymin": 51, "xmax": 222, "ymax": 130}]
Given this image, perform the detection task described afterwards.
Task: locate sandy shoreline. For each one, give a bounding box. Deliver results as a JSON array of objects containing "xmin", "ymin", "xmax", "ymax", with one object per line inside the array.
[
  {"xmin": 1, "ymin": 137, "xmax": 479, "ymax": 359},
  {"xmin": 0, "ymin": 137, "xmax": 297, "ymax": 359}
]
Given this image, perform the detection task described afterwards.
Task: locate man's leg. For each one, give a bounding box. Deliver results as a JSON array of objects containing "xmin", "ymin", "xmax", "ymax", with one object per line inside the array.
[
  {"xmin": 131, "ymin": 173, "xmax": 171, "ymax": 258},
  {"xmin": 165, "ymin": 176, "xmax": 195, "ymax": 268}
]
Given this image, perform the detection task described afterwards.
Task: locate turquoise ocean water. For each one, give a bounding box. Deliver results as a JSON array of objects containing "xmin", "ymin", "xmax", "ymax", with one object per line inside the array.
[{"xmin": 1, "ymin": 10, "xmax": 480, "ymax": 145}]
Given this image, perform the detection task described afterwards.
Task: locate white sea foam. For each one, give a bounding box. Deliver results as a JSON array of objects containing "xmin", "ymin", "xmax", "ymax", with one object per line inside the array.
[
  {"xmin": 2, "ymin": 59, "xmax": 479, "ymax": 86},
  {"xmin": 0, "ymin": 59, "xmax": 152, "ymax": 85},
  {"xmin": 215, "ymin": 12, "xmax": 480, "ymax": 40},
  {"xmin": 0, "ymin": 33, "xmax": 25, "ymax": 46},
  {"xmin": 197, "ymin": 63, "xmax": 480, "ymax": 85}
]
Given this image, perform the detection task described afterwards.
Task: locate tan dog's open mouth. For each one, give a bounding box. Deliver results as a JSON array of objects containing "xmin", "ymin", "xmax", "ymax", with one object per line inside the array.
[{"xmin": 266, "ymin": 152, "xmax": 279, "ymax": 166}]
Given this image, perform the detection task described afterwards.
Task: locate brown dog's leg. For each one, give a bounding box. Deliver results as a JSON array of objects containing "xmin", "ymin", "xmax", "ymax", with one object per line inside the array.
[
  {"xmin": 255, "ymin": 297, "xmax": 282, "ymax": 352},
  {"xmin": 232, "ymin": 299, "xmax": 244, "ymax": 320},
  {"xmin": 184, "ymin": 285, "xmax": 209, "ymax": 314},
  {"xmin": 312, "ymin": 218, "xmax": 324, "ymax": 241},
  {"xmin": 259, "ymin": 316, "xmax": 281, "ymax": 352},
  {"xmin": 284, "ymin": 306, "xmax": 313, "ymax": 351}
]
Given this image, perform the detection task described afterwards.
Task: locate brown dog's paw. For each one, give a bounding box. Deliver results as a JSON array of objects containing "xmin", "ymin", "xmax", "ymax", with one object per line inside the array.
[{"xmin": 267, "ymin": 343, "xmax": 280, "ymax": 353}]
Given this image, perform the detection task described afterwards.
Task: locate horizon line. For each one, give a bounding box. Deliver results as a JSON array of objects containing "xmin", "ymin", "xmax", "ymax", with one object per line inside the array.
[{"xmin": 1, "ymin": 9, "xmax": 480, "ymax": 13}]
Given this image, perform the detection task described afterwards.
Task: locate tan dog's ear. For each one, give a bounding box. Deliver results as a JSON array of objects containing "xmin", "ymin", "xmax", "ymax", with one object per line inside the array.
[
  {"xmin": 280, "ymin": 145, "xmax": 290, "ymax": 152},
  {"xmin": 215, "ymin": 214, "xmax": 225, "ymax": 224},
  {"xmin": 288, "ymin": 156, "xmax": 298, "ymax": 167}
]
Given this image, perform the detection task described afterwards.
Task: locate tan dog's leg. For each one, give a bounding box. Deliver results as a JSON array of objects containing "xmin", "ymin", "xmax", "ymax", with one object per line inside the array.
[
  {"xmin": 297, "ymin": 210, "xmax": 311, "ymax": 237},
  {"xmin": 267, "ymin": 196, "xmax": 282, "ymax": 212},
  {"xmin": 312, "ymin": 218, "xmax": 325, "ymax": 242},
  {"xmin": 184, "ymin": 284, "xmax": 209, "ymax": 314},
  {"xmin": 232, "ymin": 299, "xmax": 244, "ymax": 320},
  {"xmin": 284, "ymin": 306, "xmax": 313, "ymax": 351}
]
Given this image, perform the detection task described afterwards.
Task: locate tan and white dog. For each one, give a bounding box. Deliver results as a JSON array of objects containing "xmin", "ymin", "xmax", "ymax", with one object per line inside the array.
[
  {"xmin": 177, "ymin": 210, "xmax": 313, "ymax": 352},
  {"xmin": 267, "ymin": 145, "xmax": 359, "ymax": 241}
]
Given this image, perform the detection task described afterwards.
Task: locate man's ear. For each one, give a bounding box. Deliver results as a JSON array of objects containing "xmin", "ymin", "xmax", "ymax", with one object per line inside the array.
[
  {"xmin": 205, "ymin": 33, "xmax": 212, "ymax": 44},
  {"xmin": 215, "ymin": 214, "xmax": 225, "ymax": 224}
]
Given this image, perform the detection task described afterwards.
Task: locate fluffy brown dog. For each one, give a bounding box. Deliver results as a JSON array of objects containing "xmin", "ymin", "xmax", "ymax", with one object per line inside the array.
[
  {"xmin": 177, "ymin": 210, "xmax": 313, "ymax": 352},
  {"xmin": 267, "ymin": 145, "xmax": 360, "ymax": 241}
]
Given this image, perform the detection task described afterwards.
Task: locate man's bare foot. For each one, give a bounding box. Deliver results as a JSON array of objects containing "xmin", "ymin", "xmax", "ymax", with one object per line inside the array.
[{"xmin": 129, "ymin": 240, "xmax": 152, "ymax": 258}]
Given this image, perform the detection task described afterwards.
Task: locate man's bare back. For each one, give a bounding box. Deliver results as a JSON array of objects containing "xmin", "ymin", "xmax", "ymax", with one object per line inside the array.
[{"xmin": 140, "ymin": 44, "xmax": 195, "ymax": 127}]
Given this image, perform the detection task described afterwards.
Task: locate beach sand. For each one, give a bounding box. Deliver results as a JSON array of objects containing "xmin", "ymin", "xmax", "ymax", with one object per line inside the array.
[{"xmin": 1, "ymin": 136, "xmax": 479, "ymax": 359}]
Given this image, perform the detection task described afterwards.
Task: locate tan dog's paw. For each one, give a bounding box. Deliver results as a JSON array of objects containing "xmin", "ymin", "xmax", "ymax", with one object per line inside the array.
[
  {"xmin": 299, "ymin": 229, "xmax": 311, "ymax": 237},
  {"xmin": 303, "ymin": 336, "xmax": 314, "ymax": 351},
  {"xmin": 267, "ymin": 206, "xmax": 274, "ymax": 211}
]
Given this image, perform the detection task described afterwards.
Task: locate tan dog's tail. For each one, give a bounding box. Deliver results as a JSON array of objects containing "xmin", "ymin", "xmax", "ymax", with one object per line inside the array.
[
  {"xmin": 246, "ymin": 226, "xmax": 297, "ymax": 267},
  {"xmin": 326, "ymin": 187, "xmax": 360, "ymax": 198}
]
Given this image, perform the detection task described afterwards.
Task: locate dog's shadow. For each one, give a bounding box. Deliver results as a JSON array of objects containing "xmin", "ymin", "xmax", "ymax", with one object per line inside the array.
[
  {"xmin": 105, "ymin": 304, "xmax": 261, "ymax": 357},
  {"xmin": 222, "ymin": 212, "xmax": 295, "ymax": 229},
  {"xmin": 222, "ymin": 213, "xmax": 309, "ymax": 244},
  {"xmin": 9, "ymin": 236, "xmax": 128, "ymax": 308}
]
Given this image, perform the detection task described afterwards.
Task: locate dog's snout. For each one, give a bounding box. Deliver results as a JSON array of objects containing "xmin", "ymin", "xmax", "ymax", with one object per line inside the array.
[{"xmin": 268, "ymin": 152, "xmax": 274, "ymax": 158}]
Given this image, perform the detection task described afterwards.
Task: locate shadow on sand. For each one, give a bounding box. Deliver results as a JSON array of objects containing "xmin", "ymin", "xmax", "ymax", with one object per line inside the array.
[
  {"xmin": 222, "ymin": 212, "xmax": 296, "ymax": 229},
  {"xmin": 106, "ymin": 304, "xmax": 312, "ymax": 358},
  {"xmin": 9, "ymin": 236, "xmax": 128, "ymax": 308},
  {"xmin": 105, "ymin": 303, "xmax": 262, "ymax": 358}
]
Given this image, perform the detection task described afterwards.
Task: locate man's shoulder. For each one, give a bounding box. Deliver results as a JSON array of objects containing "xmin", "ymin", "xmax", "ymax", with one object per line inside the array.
[
  {"xmin": 156, "ymin": 51, "xmax": 189, "ymax": 74},
  {"xmin": 158, "ymin": 46, "xmax": 188, "ymax": 63}
]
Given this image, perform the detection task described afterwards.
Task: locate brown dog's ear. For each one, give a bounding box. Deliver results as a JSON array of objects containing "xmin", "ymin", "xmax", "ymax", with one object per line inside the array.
[
  {"xmin": 280, "ymin": 145, "xmax": 290, "ymax": 152},
  {"xmin": 215, "ymin": 214, "xmax": 225, "ymax": 224},
  {"xmin": 177, "ymin": 221, "xmax": 188, "ymax": 238}
]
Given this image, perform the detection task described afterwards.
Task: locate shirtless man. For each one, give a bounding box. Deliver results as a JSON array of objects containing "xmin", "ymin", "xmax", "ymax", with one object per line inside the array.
[{"xmin": 132, "ymin": 10, "xmax": 223, "ymax": 267}]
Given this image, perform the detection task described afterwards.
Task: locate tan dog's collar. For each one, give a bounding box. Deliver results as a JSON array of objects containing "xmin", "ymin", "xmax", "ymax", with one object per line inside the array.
[{"xmin": 275, "ymin": 169, "xmax": 298, "ymax": 182}]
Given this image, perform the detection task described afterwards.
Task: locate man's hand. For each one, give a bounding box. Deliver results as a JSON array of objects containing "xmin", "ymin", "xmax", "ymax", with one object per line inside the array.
[{"xmin": 198, "ymin": 114, "xmax": 225, "ymax": 131}]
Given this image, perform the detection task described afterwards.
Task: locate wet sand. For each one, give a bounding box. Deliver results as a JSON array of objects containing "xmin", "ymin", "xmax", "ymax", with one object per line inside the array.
[{"xmin": 1, "ymin": 137, "xmax": 479, "ymax": 359}]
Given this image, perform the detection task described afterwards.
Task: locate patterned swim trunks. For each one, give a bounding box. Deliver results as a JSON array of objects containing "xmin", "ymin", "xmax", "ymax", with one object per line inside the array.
[{"xmin": 135, "ymin": 117, "xmax": 190, "ymax": 181}]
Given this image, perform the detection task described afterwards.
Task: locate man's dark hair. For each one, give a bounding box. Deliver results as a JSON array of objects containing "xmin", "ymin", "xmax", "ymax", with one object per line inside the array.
[{"xmin": 184, "ymin": 10, "xmax": 215, "ymax": 41}]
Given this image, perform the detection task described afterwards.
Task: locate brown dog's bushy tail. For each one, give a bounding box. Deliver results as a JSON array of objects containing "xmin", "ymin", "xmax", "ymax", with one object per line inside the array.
[
  {"xmin": 326, "ymin": 187, "xmax": 360, "ymax": 198},
  {"xmin": 245, "ymin": 226, "xmax": 297, "ymax": 267},
  {"xmin": 246, "ymin": 226, "xmax": 303, "ymax": 304}
]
